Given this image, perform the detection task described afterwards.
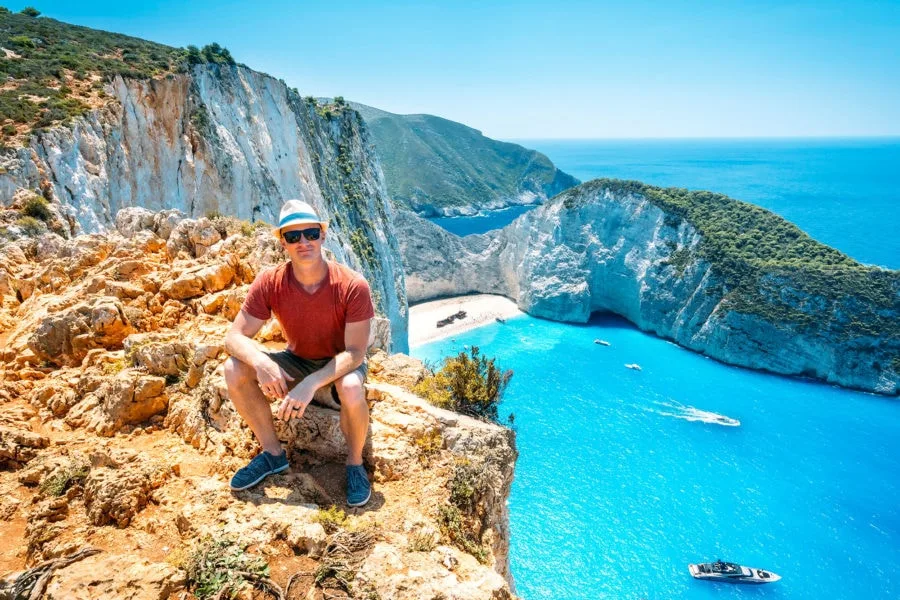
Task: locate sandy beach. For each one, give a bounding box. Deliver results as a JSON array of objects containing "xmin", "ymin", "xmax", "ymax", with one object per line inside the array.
[{"xmin": 409, "ymin": 294, "xmax": 523, "ymax": 347}]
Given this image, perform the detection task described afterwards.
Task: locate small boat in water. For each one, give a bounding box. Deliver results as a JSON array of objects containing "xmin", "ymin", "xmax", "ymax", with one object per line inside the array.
[
  {"xmin": 625, "ymin": 363, "xmax": 642, "ymax": 371},
  {"xmin": 689, "ymin": 560, "xmax": 781, "ymax": 584},
  {"xmin": 594, "ymin": 339, "xmax": 611, "ymax": 346}
]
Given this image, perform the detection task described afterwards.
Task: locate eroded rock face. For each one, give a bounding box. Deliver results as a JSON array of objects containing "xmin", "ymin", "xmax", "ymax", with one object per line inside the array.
[
  {"xmin": 83, "ymin": 450, "xmax": 174, "ymax": 527},
  {"xmin": 397, "ymin": 186, "xmax": 900, "ymax": 395},
  {"xmin": 27, "ymin": 298, "xmax": 134, "ymax": 366}
]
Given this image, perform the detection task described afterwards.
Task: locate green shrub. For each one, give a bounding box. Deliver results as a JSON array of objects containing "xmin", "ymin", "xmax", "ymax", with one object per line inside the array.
[
  {"xmin": 8, "ymin": 34, "xmax": 35, "ymax": 48},
  {"xmin": 314, "ymin": 505, "xmax": 347, "ymax": 533},
  {"xmin": 413, "ymin": 346, "xmax": 512, "ymax": 423},
  {"xmin": 406, "ymin": 531, "xmax": 436, "ymax": 553},
  {"xmin": 39, "ymin": 460, "xmax": 89, "ymax": 496},
  {"xmin": 20, "ymin": 7, "xmax": 40, "ymax": 17},
  {"xmin": 14, "ymin": 215, "xmax": 43, "ymax": 236},
  {"xmin": 1, "ymin": 124, "xmax": 16, "ymax": 136},
  {"xmin": 182, "ymin": 537, "xmax": 269, "ymax": 600},
  {"xmin": 22, "ymin": 193, "xmax": 51, "ymax": 220},
  {"xmin": 437, "ymin": 505, "xmax": 488, "ymax": 563},
  {"xmin": 413, "ymin": 428, "xmax": 442, "ymax": 466}
]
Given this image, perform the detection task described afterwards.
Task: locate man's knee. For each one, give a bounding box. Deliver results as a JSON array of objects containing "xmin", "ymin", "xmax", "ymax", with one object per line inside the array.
[
  {"xmin": 335, "ymin": 372, "xmax": 365, "ymax": 406},
  {"xmin": 224, "ymin": 357, "xmax": 254, "ymax": 388}
]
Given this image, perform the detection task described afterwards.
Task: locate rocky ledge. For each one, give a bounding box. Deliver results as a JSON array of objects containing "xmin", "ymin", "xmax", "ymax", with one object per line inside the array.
[
  {"xmin": 0, "ymin": 210, "xmax": 517, "ymax": 599},
  {"xmin": 398, "ymin": 179, "xmax": 900, "ymax": 395}
]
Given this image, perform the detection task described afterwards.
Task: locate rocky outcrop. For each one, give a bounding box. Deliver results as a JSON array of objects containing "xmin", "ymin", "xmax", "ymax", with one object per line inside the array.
[
  {"xmin": 0, "ymin": 65, "xmax": 408, "ymax": 352},
  {"xmin": 0, "ymin": 221, "xmax": 518, "ymax": 599},
  {"xmin": 398, "ymin": 182, "xmax": 900, "ymax": 395}
]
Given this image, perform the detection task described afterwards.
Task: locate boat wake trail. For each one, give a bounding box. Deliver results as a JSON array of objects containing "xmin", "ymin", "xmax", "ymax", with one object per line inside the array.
[{"xmin": 648, "ymin": 400, "xmax": 741, "ymax": 427}]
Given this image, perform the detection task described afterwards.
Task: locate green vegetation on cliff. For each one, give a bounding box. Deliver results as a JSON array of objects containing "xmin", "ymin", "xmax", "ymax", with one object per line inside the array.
[
  {"xmin": 0, "ymin": 9, "xmax": 234, "ymax": 141},
  {"xmin": 352, "ymin": 102, "xmax": 579, "ymax": 214},
  {"xmin": 567, "ymin": 179, "xmax": 899, "ymax": 339}
]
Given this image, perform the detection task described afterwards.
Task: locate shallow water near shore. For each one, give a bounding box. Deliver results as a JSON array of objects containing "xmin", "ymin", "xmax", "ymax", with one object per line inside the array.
[{"xmin": 413, "ymin": 313, "xmax": 900, "ymax": 599}]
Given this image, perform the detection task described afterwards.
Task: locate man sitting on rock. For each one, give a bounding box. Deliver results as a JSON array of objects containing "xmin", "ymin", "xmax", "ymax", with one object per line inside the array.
[{"xmin": 223, "ymin": 200, "xmax": 374, "ymax": 507}]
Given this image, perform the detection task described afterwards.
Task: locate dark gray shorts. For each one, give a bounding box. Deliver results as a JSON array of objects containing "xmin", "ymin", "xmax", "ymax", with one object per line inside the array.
[{"xmin": 266, "ymin": 350, "xmax": 367, "ymax": 406}]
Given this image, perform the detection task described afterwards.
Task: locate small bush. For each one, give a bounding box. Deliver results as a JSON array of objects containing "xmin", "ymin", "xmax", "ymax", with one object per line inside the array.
[
  {"xmin": 14, "ymin": 216, "xmax": 44, "ymax": 236},
  {"xmin": 413, "ymin": 429, "xmax": 442, "ymax": 466},
  {"xmin": 8, "ymin": 35, "xmax": 35, "ymax": 49},
  {"xmin": 437, "ymin": 505, "xmax": 487, "ymax": 563},
  {"xmin": 314, "ymin": 505, "xmax": 347, "ymax": 533},
  {"xmin": 413, "ymin": 346, "xmax": 512, "ymax": 423},
  {"xmin": 39, "ymin": 461, "xmax": 89, "ymax": 497},
  {"xmin": 22, "ymin": 194, "xmax": 51, "ymax": 221},
  {"xmin": 20, "ymin": 7, "xmax": 41, "ymax": 18},
  {"xmin": 406, "ymin": 531, "xmax": 436, "ymax": 553},
  {"xmin": 1, "ymin": 124, "xmax": 16, "ymax": 136},
  {"xmin": 182, "ymin": 537, "xmax": 269, "ymax": 600}
]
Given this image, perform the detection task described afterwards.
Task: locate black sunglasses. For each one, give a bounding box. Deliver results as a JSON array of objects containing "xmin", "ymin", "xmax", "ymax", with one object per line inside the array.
[{"xmin": 282, "ymin": 227, "xmax": 322, "ymax": 244}]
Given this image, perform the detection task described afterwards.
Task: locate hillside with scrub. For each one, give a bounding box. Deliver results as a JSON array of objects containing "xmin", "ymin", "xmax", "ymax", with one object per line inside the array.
[
  {"xmin": 0, "ymin": 6, "xmax": 233, "ymax": 145},
  {"xmin": 352, "ymin": 102, "xmax": 579, "ymax": 216}
]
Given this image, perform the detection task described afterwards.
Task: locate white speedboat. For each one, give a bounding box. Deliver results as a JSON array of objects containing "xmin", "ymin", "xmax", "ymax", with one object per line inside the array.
[{"xmin": 689, "ymin": 560, "xmax": 781, "ymax": 584}]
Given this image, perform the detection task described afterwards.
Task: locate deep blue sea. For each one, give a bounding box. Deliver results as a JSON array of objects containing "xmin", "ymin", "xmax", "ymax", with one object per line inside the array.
[
  {"xmin": 433, "ymin": 138, "xmax": 900, "ymax": 269},
  {"xmin": 415, "ymin": 140, "xmax": 900, "ymax": 599}
]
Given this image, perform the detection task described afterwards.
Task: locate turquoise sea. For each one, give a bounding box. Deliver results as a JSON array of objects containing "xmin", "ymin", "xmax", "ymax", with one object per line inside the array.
[{"xmin": 416, "ymin": 140, "xmax": 900, "ymax": 599}]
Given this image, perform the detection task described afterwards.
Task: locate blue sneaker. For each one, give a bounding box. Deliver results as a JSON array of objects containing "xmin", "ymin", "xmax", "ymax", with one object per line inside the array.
[
  {"xmin": 230, "ymin": 451, "xmax": 289, "ymax": 491},
  {"xmin": 346, "ymin": 464, "xmax": 371, "ymax": 507}
]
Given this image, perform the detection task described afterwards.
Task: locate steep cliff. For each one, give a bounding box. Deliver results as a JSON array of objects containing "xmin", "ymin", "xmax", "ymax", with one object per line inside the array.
[
  {"xmin": 352, "ymin": 102, "xmax": 579, "ymax": 216},
  {"xmin": 399, "ymin": 180, "xmax": 900, "ymax": 395},
  {"xmin": 0, "ymin": 64, "xmax": 408, "ymax": 352}
]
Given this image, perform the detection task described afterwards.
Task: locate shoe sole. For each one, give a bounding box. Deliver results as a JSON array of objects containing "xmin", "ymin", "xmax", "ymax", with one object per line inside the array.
[
  {"xmin": 346, "ymin": 486, "xmax": 372, "ymax": 508},
  {"xmin": 229, "ymin": 463, "xmax": 289, "ymax": 491}
]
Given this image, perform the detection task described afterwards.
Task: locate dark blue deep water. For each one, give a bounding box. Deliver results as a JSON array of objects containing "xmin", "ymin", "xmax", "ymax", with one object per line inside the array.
[
  {"xmin": 414, "ymin": 139, "xmax": 900, "ymax": 599},
  {"xmin": 433, "ymin": 138, "xmax": 900, "ymax": 269}
]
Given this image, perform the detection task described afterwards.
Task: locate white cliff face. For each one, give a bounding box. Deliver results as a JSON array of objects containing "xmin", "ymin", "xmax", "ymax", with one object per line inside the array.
[
  {"xmin": 0, "ymin": 65, "xmax": 407, "ymax": 352},
  {"xmin": 399, "ymin": 185, "xmax": 900, "ymax": 395}
]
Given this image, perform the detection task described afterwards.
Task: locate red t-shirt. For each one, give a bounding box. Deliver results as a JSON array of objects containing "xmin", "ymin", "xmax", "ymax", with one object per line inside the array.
[{"xmin": 241, "ymin": 261, "xmax": 374, "ymax": 359}]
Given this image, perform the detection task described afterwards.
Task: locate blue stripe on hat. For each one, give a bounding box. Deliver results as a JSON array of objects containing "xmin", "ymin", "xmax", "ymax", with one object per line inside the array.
[{"xmin": 279, "ymin": 211, "xmax": 320, "ymax": 227}]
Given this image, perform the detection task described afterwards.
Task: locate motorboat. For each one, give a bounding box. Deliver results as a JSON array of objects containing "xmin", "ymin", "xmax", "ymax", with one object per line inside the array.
[
  {"xmin": 689, "ymin": 560, "xmax": 781, "ymax": 584},
  {"xmin": 625, "ymin": 363, "xmax": 642, "ymax": 371},
  {"xmin": 594, "ymin": 339, "xmax": 611, "ymax": 346}
]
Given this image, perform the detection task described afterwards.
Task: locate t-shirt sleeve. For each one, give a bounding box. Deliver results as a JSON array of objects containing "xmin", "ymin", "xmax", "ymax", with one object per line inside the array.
[
  {"xmin": 241, "ymin": 269, "xmax": 273, "ymax": 321},
  {"xmin": 346, "ymin": 277, "xmax": 375, "ymax": 323}
]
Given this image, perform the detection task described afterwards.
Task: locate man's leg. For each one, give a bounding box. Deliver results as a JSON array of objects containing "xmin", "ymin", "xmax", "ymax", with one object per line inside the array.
[
  {"xmin": 334, "ymin": 370, "xmax": 368, "ymax": 465},
  {"xmin": 223, "ymin": 357, "xmax": 283, "ymax": 455}
]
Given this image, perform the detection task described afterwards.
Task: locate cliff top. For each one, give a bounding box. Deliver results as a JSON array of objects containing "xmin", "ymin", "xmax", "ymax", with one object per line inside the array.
[
  {"xmin": 0, "ymin": 8, "xmax": 234, "ymax": 145},
  {"xmin": 0, "ymin": 207, "xmax": 517, "ymax": 599}
]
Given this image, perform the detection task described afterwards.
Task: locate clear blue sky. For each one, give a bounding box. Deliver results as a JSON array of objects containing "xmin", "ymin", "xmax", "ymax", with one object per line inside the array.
[{"xmin": 7, "ymin": 1, "xmax": 900, "ymax": 138}]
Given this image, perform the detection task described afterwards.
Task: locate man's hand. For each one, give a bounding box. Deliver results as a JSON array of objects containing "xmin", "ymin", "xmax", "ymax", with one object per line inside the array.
[
  {"xmin": 276, "ymin": 379, "xmax": 316, "ymax": 421},
  {"xmin": 253, "ymin": 355, "xmax": 295, "ymax": 399}
]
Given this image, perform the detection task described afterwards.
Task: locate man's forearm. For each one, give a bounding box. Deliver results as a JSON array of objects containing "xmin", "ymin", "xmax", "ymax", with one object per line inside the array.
[
  {"xmin": 303, "ymin": 349, "xmax": 366, "ymax": 391},
  {"xmin": 224, "ymin": 332, "xmax": 268, "ymax": 368}
]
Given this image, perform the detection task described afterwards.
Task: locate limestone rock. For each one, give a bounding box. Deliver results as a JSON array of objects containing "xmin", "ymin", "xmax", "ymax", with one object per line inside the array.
[
  {"xmin": 368, "ymin": 350, "xmax": 428, "ymax": 389},
  {"xmin": 0, "ymin": 425, "xmax": 50, "ymax": 468},
  {"xmin": 83, "ymin": 452, "xmax": 174, "ymax": 527},
  {"xmin": 44, "ymin": 552, "xmax": 184, "ymax": 600},
  {"xmin": 27, "ymin": 297, "xmax": 133, "ymax": 366},
  {"xmin": 124, "ymin": 334, "xmax": 193, "ymax": 376}
]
